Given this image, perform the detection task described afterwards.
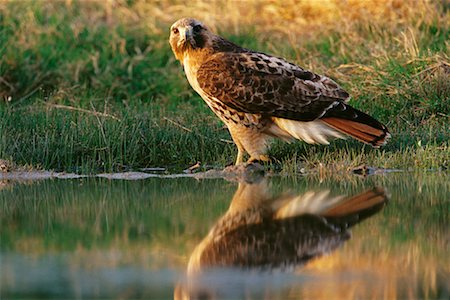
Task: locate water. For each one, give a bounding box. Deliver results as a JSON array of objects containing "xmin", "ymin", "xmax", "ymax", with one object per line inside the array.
[{"xmin": 1, "ymin": 172, "xmax": 448, "ymax": 299}]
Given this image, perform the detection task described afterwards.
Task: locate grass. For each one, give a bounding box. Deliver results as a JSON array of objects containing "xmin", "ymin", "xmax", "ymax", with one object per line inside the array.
[{"xmin": 0, "ymin": 0, "xmax": 449, "ymax": 173}]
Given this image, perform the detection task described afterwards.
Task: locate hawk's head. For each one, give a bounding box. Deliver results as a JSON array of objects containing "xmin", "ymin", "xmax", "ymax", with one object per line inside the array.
[{"xmin": 169, "ymin": 18, "xmax": 212, "ymax": 62}]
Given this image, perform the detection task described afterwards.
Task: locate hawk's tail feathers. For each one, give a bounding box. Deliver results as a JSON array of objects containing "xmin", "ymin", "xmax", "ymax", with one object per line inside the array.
[
  {"xmin": 321, "ymin": 115, "xmax": 390, "ymax": 148},
  {"xmin": 322, "ymin": 187, "xmax": 388, "ymax": 217},
  {"xmin": 272, "ymin": 105, "xmax": 390, "ymax": 147},
  {"xmin": 272, "ymin": 118, "xmax": 346, "ymax": 145}
]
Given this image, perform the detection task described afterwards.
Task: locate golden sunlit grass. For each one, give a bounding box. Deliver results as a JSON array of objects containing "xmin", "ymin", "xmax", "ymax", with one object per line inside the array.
[{"xmin": 0, "ymin": 0, "xmax": 448, "ymax": 172}]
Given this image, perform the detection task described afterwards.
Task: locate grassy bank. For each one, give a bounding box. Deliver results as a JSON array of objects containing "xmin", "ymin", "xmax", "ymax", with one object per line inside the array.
[{"xmin": 0, "ymin": 0, "xmax": 449, "ymax": 173}]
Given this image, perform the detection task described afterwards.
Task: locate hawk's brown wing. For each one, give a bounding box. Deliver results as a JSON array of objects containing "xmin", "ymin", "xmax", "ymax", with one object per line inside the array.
[{"xmin": 196, "ymin": 52, "xmax": 350, "ymax": 121}]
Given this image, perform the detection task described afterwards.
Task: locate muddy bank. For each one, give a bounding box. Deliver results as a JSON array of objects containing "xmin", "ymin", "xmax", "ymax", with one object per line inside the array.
[
  {"xmin": 0, "ymin": 163, "xmax": 268, "ymax": 182},
  {"xmin": 0, "ymin": 162, "xmax": 406, "ymax": 185}
]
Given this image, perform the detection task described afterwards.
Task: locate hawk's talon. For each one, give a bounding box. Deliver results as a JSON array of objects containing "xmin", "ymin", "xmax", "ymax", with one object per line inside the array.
[{"xmin": 247, "ymin": 155, "xmax": 271, "ymax": 164}]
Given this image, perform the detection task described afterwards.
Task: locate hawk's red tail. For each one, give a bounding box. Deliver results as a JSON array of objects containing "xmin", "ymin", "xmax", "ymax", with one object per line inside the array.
[{"xmin": 321, "ymin": 106, "xmax": 390, "ymax": 148}]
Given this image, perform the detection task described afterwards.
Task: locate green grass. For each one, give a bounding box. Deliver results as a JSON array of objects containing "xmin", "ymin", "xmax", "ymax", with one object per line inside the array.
[{"xmin": 0, "ymin": 1, "xmax": 449, "ymax": 173}]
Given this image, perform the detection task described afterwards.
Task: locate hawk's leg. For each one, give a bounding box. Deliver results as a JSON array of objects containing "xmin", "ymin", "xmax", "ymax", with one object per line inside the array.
[
  {"xmin": 228, "ymin": 124, "xmax": 271, "ymax": 165},
  {"xmin": 228, "ymin": 128, "xmax": 246, "ymax": 165},
  {"xmin": 236, "ymin": 147, "xmax": 245, "ymax": 165}
]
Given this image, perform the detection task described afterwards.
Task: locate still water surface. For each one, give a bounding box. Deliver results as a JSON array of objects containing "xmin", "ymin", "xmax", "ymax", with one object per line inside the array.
[{"xmin": 1, "ymin": 172, "xmax": 448, "ymax": 299}]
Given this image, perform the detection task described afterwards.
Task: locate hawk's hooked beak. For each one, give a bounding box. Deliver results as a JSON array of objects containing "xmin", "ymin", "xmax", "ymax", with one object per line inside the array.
[{"xmin": 178, "ymin": 26, "xmax": 194, "ymax": 47}]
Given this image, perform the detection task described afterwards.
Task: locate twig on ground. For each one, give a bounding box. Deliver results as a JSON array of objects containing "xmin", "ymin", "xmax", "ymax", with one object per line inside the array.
[
  {"xmin": 163, "ymin": 116, "xmax": 233, "ymax": 144},
  {"xmin": 163, "ymin": 117, "xmax": 193, "ymax": 132},
  {"xmin": 46, "ymin": 103, "xmax": 121, "ymax": 121}
]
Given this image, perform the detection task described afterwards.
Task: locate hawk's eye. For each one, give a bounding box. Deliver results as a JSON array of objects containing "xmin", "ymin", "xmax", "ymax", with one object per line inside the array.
[
  {"xmin": 193, "ymin": 25, "xmax": 202, "ymax": 33},
  {"xmin": 172, "ymin": 27, "xmax": 179, "ymax": 34}
]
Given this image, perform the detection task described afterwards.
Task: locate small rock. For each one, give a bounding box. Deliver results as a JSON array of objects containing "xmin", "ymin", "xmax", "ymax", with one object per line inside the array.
[
  {"xmin": 184, "ymin": 162, "xmax": 201, "ymax": 174},
  {"xmin": 0, "ymin": 160, "xmax": 13, "ymax": 173},
  {"xmin": 352, "ymin": 164, "xmax": 375, "ymax": 176}
]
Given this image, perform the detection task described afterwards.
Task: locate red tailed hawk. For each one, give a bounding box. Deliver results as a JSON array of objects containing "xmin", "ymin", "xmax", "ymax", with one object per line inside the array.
[
  {"xmin": 186, "ymin": 179, "xmax": 387, "ymax": 273},
  {"xmin": 169, "ymin": 18, "xmax": 390, "ymax": 165}
]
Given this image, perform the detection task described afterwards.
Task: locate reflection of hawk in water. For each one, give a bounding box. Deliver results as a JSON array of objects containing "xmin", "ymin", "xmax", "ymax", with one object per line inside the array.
[
  {"xmin": 186, "ymin": 179, "xmax": 387, "ymax": 273},
  {"xmin": 169, "ymin": 18, "xmax": 390, "ymax": 165}
]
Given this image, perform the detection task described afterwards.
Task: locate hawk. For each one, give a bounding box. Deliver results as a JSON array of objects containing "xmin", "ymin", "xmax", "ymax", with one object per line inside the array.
[
  {"xmin": 186, "ymin": 179, "xmax": 387, "ymax": 273},
  {"xmin": 169, "ymin": 18, "xmax": 390, "ymax": 165}
]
